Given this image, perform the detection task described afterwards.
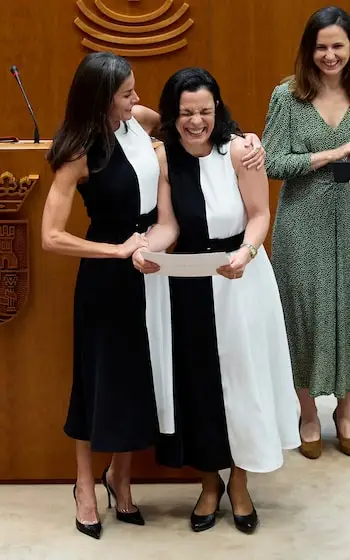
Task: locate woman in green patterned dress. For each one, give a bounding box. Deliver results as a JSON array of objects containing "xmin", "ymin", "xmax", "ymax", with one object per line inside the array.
[{"xmin": 262, "ymin": 6, "xmax": 350, "ymax": 459}]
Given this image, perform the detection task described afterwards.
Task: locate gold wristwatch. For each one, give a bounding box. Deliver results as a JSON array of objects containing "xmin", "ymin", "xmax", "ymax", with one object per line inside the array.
[{"xmin": 240, "ymin": 243, "xmax": 258, "ymax": 259}]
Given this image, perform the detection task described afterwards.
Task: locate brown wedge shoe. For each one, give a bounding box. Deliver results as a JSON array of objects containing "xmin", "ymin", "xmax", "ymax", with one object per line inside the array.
[
  {"xmin": 333, "ymin": 410, "xmax": 350, "ymax": 456},
  {"xmin": 299, "ymin": 419, "xmax": 322, "ymax": 459}
]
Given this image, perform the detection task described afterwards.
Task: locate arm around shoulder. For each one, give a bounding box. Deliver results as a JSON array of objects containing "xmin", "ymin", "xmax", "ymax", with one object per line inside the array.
[{"xmin": 132, "ymin": 104, "xmax": 160, "ymax": 136}]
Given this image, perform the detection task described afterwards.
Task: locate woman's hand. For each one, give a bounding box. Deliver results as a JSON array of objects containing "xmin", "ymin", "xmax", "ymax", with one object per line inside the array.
[
  {"xmin": 119, "ymin": 233, "xmax": 149, "ymax": 259},
  {"xmin": 241, "ymin": 133, "xmax": 266, "ymax": 170},
  {"xmin": 132, "ymin": 248, "xmax": 160, "ymax": 274},
  {"xmin": 335, "ymin": 141, "xmax": 350, "ymax": 161},
  {"xmin": 217, "ymin": 247, "xmax": 251, "ymax": 279}
]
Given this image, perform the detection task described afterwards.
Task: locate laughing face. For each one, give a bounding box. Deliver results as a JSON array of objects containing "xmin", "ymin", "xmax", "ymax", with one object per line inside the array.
[
  {"xmin": 176, "ymin": 88, "xmax": 216, "ymax": 150},
  {"xmin": 313, "ymin": 24, "xmax": 350, "ymax": 77}
]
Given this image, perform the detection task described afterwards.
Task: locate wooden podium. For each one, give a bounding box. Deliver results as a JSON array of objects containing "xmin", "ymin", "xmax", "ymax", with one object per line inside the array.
[{"xmin": 0, "ymin": 141, "xmax": 197, "ymax": 483}]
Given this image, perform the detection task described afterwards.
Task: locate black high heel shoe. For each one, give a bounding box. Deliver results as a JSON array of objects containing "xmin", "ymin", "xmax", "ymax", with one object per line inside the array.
[
  {"xmin": 190, "ymin": 476, "xmax": 225, "ymax": 532},
  {"xmin": 101, "ymin": 467, "xmax": 145, "ymax": 526},
  {"xmin": 73, "ymin": 484, "xmax": 102, "ymax": 539},
  {"xmin": 227, "ymin": 480, "xmax": 258, "ymax": 534}
]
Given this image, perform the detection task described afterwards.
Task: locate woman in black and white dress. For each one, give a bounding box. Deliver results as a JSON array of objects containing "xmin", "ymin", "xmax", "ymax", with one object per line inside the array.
[
  {"xmin": 133, "ymin": 68, "xmax": 300, "ymax": 534},
  {"xmin": 42, "ymin": 52, "xmax": 176, "ymax": 539},
  {"xmin": 42, "ymin": 54, "xmax": 265, "ymax": 539}
]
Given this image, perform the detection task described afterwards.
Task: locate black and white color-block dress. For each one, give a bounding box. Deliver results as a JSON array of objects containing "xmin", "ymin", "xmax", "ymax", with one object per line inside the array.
[
  {"xmin": 156, "ymin": 140, "xmax": 301, "ymax": 473},
  {"xmin": 64, "ymin": 117, "xmax": 174, "ymax": 452}
]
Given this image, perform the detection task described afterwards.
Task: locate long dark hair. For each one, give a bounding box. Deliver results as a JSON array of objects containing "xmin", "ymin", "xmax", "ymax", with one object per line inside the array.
[
  {"xmin": 159, "ymin": 67, "xmax": 243, "ymax": 154},
  {"xmin": 290, "ymin": 6, "xmax": 350, "ymax": 100},
  {"xmin": 47, "ymin": 52, "xmax": 132, "ymax": 172}
]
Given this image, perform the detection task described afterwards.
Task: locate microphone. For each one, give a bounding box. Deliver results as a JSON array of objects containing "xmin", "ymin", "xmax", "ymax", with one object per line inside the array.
[{"xmin": 10, "ymin": 65, "xmax": 40, "ymax": 144}]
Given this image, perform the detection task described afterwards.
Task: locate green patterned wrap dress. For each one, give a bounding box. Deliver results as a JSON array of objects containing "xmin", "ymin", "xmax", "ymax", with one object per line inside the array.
[{"xmin": 262, "ymin": 81, "xmax": 350, "ymax": 398}]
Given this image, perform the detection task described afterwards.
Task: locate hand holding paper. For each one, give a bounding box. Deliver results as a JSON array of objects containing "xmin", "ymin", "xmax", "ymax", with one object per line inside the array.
[{"xmin": 140, "ymin": 251, "xmax": 230, "ymax": 277}]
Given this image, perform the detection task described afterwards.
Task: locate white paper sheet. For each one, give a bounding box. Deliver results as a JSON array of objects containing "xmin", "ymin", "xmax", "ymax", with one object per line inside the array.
[{"xmin": 141, "ymin": 251, "xmax": 230, "ymax": 277}]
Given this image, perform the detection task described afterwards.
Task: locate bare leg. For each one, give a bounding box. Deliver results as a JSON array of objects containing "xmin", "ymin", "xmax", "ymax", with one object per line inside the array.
[
  {"xmin": 228, "ymin": 467, "xmax": 253, "ymax": 516},
  {"xmin": 75, "ymin": 440, "xmax": 99, "ymax": 524},
  {"xmin": 336, "ymin": 392, "xmax": 350, "ymax": 438},
  {"xmin": 194, "ymin": 472, "xmax": 222, "ymax": 515},
  {"xmin": 106, "ymin": 452, "xmax": 136, "ymax": 513},
  {"xmin": 298, "ymin": 388, "xmax": 321, "ymax": 442}
]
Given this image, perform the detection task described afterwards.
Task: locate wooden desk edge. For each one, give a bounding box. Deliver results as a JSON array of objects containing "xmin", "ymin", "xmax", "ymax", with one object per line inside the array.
[
  {"xmin": 0, "ymin": 140, "xmax": 52, "ymax": 151},
  {"xmin": 0, "ymin": 140, "xmax": 163, "ymax": 151}
]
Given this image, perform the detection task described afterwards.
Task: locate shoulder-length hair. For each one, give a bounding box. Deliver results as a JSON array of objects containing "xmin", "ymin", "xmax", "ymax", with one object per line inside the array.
[
  {"xmin": 290, "ymin": 6, "xmax": 350, "ymax": 101},
  {"xmin": 47, "ymin": 52, "xmax": 132, "ymax": 172},
  {"xmin": 159, "ymin": 67, "xmax": 243, "ymax": 154}
]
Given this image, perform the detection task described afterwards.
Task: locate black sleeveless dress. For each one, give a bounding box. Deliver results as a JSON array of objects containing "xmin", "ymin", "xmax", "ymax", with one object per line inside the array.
[{"xmin": 64, "ymin": 118, "xmax": 173, "ymax": 452}]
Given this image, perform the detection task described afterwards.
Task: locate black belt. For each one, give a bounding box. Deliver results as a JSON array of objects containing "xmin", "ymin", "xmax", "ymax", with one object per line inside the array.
[
  {"xmin": 87, "ymin": 207, "xmax": 157, "ymax": 243},
  {"xmin": 89, "ymin": 207, "xmax": 157, "ymax": 233},
  {"xmin": 175, "ymin": 230, "xmax": 245, "ymax": 254}
]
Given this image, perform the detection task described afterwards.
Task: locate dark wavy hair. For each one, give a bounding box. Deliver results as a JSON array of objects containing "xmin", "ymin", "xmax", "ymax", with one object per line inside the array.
[
  {"xmin": 47, "ymin": 52, "xmax": 132, "ymax": 172},
  {"xmin": 290, "ymin": 6, "xmax": 350, "ymax": 100},
  {"xmin": 159, "ymin": 67, "xmax": 243, "ymax": 154}
]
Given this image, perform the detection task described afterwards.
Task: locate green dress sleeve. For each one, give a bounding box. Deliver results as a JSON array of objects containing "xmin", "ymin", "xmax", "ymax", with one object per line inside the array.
[{"xmin": 262, "ymin": 84, "xmax": 312, "ymax": 180}]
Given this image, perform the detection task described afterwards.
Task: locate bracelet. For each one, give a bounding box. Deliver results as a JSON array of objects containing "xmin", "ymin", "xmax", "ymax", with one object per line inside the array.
[{"xmin": 240, "ymin": 243, "xmax": 258, "ymax": 259}]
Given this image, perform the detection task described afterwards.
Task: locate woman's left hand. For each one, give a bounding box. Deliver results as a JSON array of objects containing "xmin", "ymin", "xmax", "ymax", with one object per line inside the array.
[
  {"xmin": 241, "ymin": 133, "xmax": 265, "ymax": 170},
  {"xmin": 217, "ymin": 247, "xmax": 251, "ymax": 280}
]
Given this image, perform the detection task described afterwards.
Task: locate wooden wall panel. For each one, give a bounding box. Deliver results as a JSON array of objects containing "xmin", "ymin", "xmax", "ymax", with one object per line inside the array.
[
  {"xmin": 209, "ymin": 0, "xmax": 350, "ymax": 250},
  {"xmin": 0, "ymin": 0, "xmax": 210, "ymax": 141},
  {"xmin": 1, "ymin": 0, "xmax": 350, "ymax": 481},
  {"xmin": 0, "ymin": 0, "xmax": 209, "ymax": 482},
  {"xmin": 0, "ymin": 147, "xmax": 88, "ymax": 481}
]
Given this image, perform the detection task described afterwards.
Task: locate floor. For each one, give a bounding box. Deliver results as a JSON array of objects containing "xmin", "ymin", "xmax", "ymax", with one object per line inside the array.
[{"xmin": 1, "ymin": 396, "xmax": 349, "ymax": 560}]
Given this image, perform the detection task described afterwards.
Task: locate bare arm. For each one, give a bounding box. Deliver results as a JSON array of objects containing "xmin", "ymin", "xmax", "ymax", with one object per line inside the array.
[
  {"xmin": 132, "ymin": 104, "xmax": 161, "ymax": 137},
  {"xmin": 42, "ymin": 156, "xmax": 147, "ymax": 259},
  {"xmin": 146, "ymin": 145, "xmax": 179, "ymax": 251},
  {"xmin": 132, "ymin": 145, "xmax": 179, "ymax": 273},
  {"xmin": 232, "ymin": 138, "xmax": 270, "ymax": 249},
  {"xmin": 218, "ymin": 137, "xmax": 270, "ymax": 279}
]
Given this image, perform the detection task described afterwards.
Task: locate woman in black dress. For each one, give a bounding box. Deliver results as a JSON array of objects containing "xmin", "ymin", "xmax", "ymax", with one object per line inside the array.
[
  {"xmin": 42, "ymin": 53, "xmax": 265, "ymax": 539},
  {"xmin": 42, "ymin": 52, "xmax": 175, "ymax": 539}
]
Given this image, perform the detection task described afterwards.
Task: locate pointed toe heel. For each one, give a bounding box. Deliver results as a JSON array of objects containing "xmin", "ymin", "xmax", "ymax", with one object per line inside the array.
[
  {"xmin": 73, "ymin": 485, "xmax": 102, "ymax": 539},
  {"xmin": 75, "ymin": 517, "xmax": 102, "ymax": 539},
  {"xmin": 101, "ymin": 466, "xmax": 145, "ymax": 526},
  {"xmin": 117, "ymin": 508, "xmax": 145, "ymax": 526}
]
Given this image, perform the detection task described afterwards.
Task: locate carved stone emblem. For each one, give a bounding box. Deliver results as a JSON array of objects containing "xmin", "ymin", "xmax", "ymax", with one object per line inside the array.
[
  {"xmin": 0, "ymin": 220, "xmax": 29, "ymax": 324},
  {"xmin": 74, "ymin": 0, "xmax": 194, "ymax": 57},
  {"xmin": 0, "ymin": 172, "xmax": 39, "ymax": 213}
]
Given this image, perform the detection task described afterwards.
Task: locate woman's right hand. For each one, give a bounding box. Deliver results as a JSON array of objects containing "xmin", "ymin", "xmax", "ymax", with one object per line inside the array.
[
  {"xmin": 335, "ymin": 142, "xmax": 350, "ymax": 160},
  {"xmin": 132, "ymin": 248, "xmax": 160, "ymax": 274},
  {"xmin": 118, "ymin": 233, "xmax": 148, "ymax": 259}
]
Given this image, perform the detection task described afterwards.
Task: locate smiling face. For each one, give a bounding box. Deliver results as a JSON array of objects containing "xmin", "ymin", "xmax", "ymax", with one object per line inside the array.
[
  {"xmin": 313, "ymin": 24, "xmax": 350, "ymax": 77},
  {"xmin": 108, "ymin": 71, "xmax": 140, "ymax": 129},
  {"xmin": 176, "ymin": 88, "xmax": 216, "ymax": 149}
]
